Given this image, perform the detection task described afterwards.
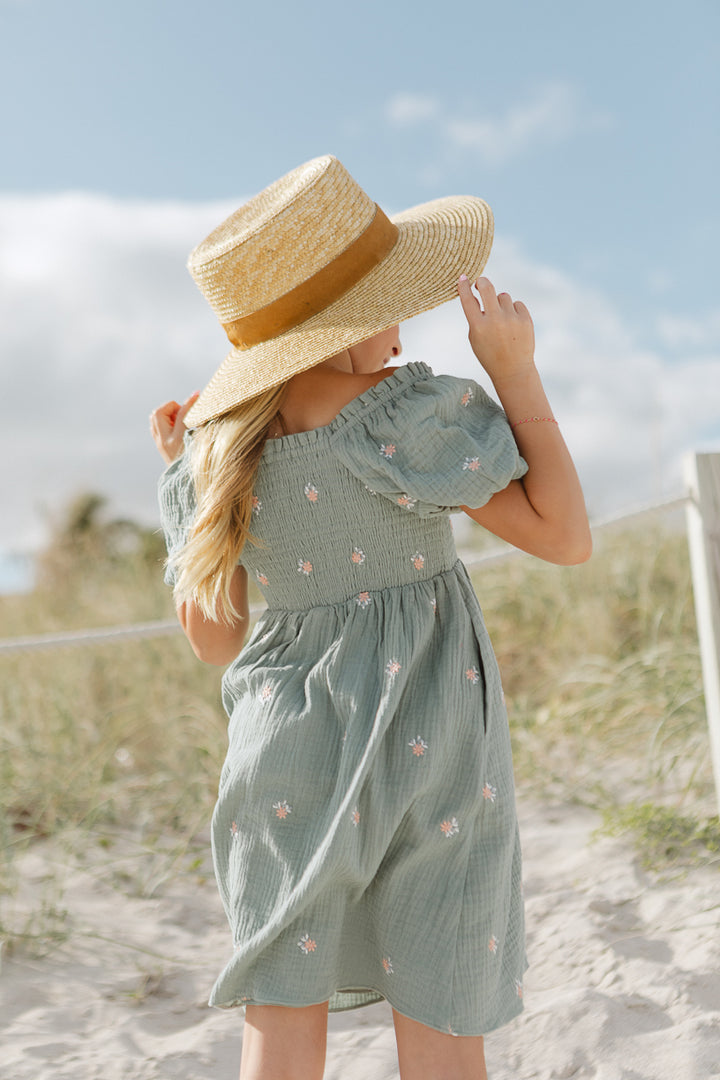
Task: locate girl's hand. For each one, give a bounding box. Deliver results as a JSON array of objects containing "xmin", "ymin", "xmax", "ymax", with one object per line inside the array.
[
  {"xmin": 458, "ymin": 276, "xmax": 535, "ymax": 388},
  {"xmin": 149, "ymin": 392, "xmax": 199, "ymax": 465}
]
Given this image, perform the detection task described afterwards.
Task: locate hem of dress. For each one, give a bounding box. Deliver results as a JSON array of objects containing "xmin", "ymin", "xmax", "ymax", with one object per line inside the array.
[{"xmin": 209, "ymin": 984, "xmax": 524, "ymax": 1037}]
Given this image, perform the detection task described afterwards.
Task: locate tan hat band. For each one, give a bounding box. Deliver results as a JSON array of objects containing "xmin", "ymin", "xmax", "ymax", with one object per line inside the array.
[{"xmin": 224, "ymin": 205, "xmax": 399, "ymax": 349}]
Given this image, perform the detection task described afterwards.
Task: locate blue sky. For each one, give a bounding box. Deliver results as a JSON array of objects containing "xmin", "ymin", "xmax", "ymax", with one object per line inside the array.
[{"xmin": 1, "ymin": 0, "xmax": 719, "ymax": 572}]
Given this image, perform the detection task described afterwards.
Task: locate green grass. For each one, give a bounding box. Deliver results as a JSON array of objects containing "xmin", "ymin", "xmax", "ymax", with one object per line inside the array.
[
  {"xmin": 0, "ymin": 503, "xmax": 716, "ymax": 954},
  {"xmin": 597, "ymin": 802, "xmax": 720, "ymax": 871}
]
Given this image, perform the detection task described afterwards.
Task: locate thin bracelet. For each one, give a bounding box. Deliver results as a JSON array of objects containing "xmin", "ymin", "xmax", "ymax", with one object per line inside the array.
[{"xmin": 510, "ymin": 416, "xmax": 559, "ymax": 430}]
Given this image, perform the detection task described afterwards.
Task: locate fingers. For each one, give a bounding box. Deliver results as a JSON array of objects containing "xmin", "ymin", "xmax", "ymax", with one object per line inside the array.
[
  {"xmin": 472, "ymin": 276, "xmax": 499, "ymax": 311},
  {"xmin": 457, "ymin": 274, "xmax": 483, "ymax": 324},
  {"xmin": 458, "ymin": 275, "xmax": 510, "ymax": 312},
  {"xmin": 155, "ymin": 399, "xmax": 182, "ymax": 418},
  {"xmin": 176, "ymin": 390, "xmax": 200, "ymax": 426},
  {"xmin": 458, "ymin": 276, "xmax": 531, "ymax": 321},
  {"xmin": 473, "ymin": 278, "xmax": 519, "ymax": 314},
  {"xmin": 148, "ymin": 391, "xmax": 201, "ymax": 465},
  {"xmin": 150, "ymin": 391, "xmax": 199, "ymax": 432},
  {"xmin": 150, "ymin": 400, "xmax": 180, "ymax": 434}
]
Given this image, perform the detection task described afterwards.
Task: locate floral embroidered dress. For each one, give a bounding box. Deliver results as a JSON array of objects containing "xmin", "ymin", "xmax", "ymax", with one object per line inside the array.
[{"xmin": 158, "ymin": 361, "xmax": 529, "ymax": 1036}]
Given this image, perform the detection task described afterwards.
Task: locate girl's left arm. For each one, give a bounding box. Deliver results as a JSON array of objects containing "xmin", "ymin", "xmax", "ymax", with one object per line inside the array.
[
  {"xmin": 176, "ymin": 564, "xmax": 250, "ymax": 665},
  {"xmin": 458, "ymin": 276, "xmax": 592, "ymax": 566}
]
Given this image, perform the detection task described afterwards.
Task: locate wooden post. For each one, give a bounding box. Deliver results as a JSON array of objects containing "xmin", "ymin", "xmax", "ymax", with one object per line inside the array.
[{"xmin": 684, "ymin": 452, "xmax": 720, "ymax": 817}]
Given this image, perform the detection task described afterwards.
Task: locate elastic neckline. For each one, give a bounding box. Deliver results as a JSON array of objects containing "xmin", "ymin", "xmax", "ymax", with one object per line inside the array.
[{"xmin": 261, "ymin": 361, "xmax": 433, "ymax": 458}]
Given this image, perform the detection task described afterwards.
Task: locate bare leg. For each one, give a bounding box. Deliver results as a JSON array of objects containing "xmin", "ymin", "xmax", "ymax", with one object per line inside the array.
[
  {"xmin": 392, "ymin": 1008, "xmax": 488, "ymax": 1080},
  {"xmin": 239, "ymin": 1001, "xmax": 329, "ymax": 1080}
]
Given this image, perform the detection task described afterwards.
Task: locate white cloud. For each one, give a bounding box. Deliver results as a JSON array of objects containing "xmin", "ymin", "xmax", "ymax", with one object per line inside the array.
[
  {"xmin": 0, "ymin": 194, "xmax": 718, "ymax": 558},
  {"xmin": 447, "ymin": 83, "xmax": 580, "ymax": 163},
  {"xmin": 385, "ymin": 82, "xmax": 610, "ymax": 166},
  {"xmin": 385, "ymin": 93, "xmax": 440, "ymax": 126},
  {"xmin": 656, "ymin": 310, "xmax": 720, "ymax": 351},
  {"xmin": 0, "ymin": 193, "xmax": 237, "ymax": 552}
]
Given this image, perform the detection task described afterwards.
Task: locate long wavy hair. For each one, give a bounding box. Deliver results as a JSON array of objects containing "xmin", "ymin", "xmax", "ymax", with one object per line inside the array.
[{"xmin": 171, "ymin": 381, "xmax": 287, "ymax": 624}]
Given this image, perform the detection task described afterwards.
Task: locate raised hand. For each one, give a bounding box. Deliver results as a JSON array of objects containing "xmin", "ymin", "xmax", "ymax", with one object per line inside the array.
[
  {"xmin": 457, "ymin": 276, "xmax": 535, "ymax": 388},
  {"xmin": 149, "ymin": 391, "xmax": 199, "ymax": 465}
]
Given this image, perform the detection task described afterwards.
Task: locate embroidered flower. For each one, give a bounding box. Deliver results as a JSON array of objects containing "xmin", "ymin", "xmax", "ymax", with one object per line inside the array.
[
  {"xmin": 379, "ymin": 443, "xmax": 396, "ymax": 459},
  {"xmin": 304, "ymin": 483, "xmax": 319, "ymax": 502},
  {"xmin": 411, "ymin": 552, "xmax": 425, "ymax": 571},
  {"xmin": 409, "ymin": 736, "xmax": 428, "ymax": 757},
  {"xmin": 483, "ymin": 782, "xmax": 497, "ymax": 802},
  {"xmin": 356, "ymin": 591, "xmax": 372, "ymax": 608},
  {"xmin": 251, "ymin": 495, "xmax": 262, "ymax": 514},
  {"xmin": 298, "ymin": 934, "xmax": 317, "ymax": 954},
  {"xmin": 351, "ymin": 547, "xmax": 366, "ymax": 565},
  {"xmin": 431, "ymin": 597, "xmax": 437, "ymax": 614},
  {"xmin": 364, "ymin": 484, "xmax": 378, "ymax": 496},
  {"xmin": 462, "ymin": 456, "xmax": 481, "ymax": 472},
  {"xmin": 397, "ymin": 493, "xmax": 417, "ymax": 510},
  {"xmin": 440, "ymin": 817, "xmax": 460, "ymax": 838},
  {"xmin": 273, "ymin": 800, "xmax": 292, "ymax": 819},
  {"xmin": 259, "ymin": 683, "xmax": 273, "ymax": 702},
  {"xmin": 230, "ymin": 821, "xmax": 239, "ymax": 840},
  {"xmin": 351, "ymin": 808, "xmax": 360, "ymax": 826},
  {"xmin": 297, "ymin": 558, "xmax": 313, "ymax": 575},
  {"xmin": 515, "ymin": 979, "xmax": 523, "ymax": 999},
  {"xmin": 465, "ymin": 666, "xmax": 480, "ymax": 684},
  {"xmin": 488, "ymin": 935, "xmax": 499, "ymax": 954},
  {"xmin": 385, "ymin": 659, "xmax": 402, "ymax": 678},
  {"xmin": 461, "ymin": 387, "xmax": 474, "ymax": 407},
  {"xmin": 256, "ymin": 571, "xmax": 269, "ymax": 586},
  {"xmin": 382, "ymin": 956, "xmax": 394, "ymax": 974}
]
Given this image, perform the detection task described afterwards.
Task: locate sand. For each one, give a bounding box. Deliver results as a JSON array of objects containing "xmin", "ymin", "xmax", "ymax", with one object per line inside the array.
[{"xmin": 1, "ymin": 798, "xmax": 719, "ymax": 1080}]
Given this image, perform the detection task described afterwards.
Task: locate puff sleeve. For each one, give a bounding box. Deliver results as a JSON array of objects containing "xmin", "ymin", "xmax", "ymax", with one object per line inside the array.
[
  {"xmin": 157, "ymin": 445, "xmax": 196, "ymax": 587},
  {"xmin": 333, "ymin": 370, "xmax": 528, "ymax": 517}
]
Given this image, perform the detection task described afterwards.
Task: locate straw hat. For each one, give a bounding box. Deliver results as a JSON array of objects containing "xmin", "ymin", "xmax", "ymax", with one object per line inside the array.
[{"xmin": 184, "ymin": 154, "xmax": 493, "ymax": 427}]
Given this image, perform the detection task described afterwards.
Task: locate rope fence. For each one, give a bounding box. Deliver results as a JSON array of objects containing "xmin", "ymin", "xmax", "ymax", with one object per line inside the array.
[{"xmin": 0, "ymin": 494, "xmax": 690, "ymax": 657}]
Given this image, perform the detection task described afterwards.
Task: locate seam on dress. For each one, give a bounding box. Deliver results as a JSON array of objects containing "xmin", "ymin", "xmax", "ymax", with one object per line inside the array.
[{"xmin": 259, "ymin": 559, "xmax": 464, "ymax": 616}]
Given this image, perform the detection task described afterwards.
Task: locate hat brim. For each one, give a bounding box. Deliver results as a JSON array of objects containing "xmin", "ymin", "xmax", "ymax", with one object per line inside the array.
[{"xmin": 184, "ymin": 194, "xmax": 493, "ymax": 427}]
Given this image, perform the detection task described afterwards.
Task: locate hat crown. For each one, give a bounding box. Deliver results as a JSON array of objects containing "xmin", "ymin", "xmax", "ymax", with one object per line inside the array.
[{"xmin": 187, "ymin": 155, "xmax": 377, "ymax": 324}]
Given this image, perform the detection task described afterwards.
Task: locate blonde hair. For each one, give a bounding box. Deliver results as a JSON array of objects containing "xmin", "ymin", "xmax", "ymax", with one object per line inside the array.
[{"xmin": 172, "ymin": 382, "xmax": 287, "ymax": 623}]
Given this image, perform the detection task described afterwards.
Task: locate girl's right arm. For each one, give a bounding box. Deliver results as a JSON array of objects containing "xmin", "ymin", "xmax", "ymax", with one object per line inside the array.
[
  {"xmin": 457, "ymin": 276, "xmax": 592, "ymax": 566},
  {"xmin": 152, "ymin": 391, "xmax": 249, "ymax": 665}
]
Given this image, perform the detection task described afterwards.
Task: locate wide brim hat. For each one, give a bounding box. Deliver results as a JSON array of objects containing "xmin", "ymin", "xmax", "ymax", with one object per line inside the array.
[{"xmin": 184, "ymin": 154, "xmax": 493, "ymax": 427}]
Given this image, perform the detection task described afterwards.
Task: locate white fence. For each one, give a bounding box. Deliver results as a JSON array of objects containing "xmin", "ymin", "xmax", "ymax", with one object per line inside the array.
[{"xmin": 684, "ymin": 453, "xmax": 720, "ymax": 817}]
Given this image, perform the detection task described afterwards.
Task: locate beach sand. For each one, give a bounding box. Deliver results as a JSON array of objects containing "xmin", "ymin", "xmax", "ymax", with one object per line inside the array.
[{"xmin": 2, "ymin": 798, "xmax": 718, "ymax": 1079}]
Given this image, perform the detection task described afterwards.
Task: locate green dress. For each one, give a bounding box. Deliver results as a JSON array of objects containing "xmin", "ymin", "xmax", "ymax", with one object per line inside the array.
[{"xmin": 159, "ymin": 361, "xmax": 529, "ymax": 1036}]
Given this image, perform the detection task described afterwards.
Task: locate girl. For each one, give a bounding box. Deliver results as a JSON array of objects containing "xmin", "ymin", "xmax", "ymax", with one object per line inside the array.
[{"xmin": 150, "ymin": 155, "xmax": 590, "ymax": 1080}]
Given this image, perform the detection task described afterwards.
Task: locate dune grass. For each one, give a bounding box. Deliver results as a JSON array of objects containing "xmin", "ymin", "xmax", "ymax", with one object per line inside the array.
[
  {"xmin": 0, "ymin": 502, "xmax": 716, "ymax": 952},
  {"xmin": 473, "ymin": 518, "xmax": 711, "ymax": 811}
]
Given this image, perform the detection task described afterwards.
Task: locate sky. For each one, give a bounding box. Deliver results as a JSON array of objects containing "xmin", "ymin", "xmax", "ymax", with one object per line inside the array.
[{"xmin": 1, "ymin": 0, "xmax": 719, "ymax": 584}]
